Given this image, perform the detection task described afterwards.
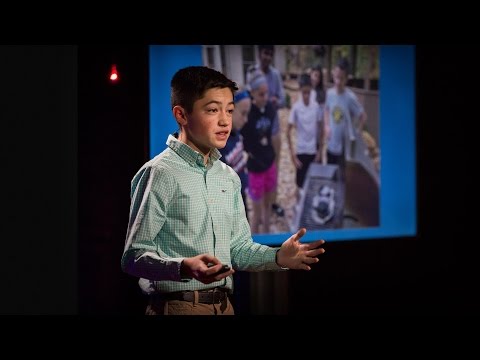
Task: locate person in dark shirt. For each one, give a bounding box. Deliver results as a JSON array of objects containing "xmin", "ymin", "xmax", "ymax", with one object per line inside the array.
[{"xmin": 241, "ymin": 72, "xmax": 277, "ymax": 234}]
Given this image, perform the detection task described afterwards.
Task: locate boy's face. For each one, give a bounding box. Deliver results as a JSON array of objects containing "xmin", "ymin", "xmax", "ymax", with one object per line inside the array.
[
  {"xmin": 183, "ymin": 87, "xmax": 234, "ymax": 154},
  {"xmin": 332, "ymin": 66, "xmax": 347, "ymax": 91},
  {"xmin": 259, "ymin": 48, "xmax": 273, "ymax": 69},
  {"xmin": 301, "ymin": 85, "xmax": 312, "ymax": 105}
]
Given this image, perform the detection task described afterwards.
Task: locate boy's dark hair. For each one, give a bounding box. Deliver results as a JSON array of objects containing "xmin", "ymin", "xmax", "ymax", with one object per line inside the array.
[
  {"xmin": 336, "ymin": 57, "xmax": 350, "ymax": 74},
  {"xmin": 171, "ymin": 66, "xmax": 238, "ymax": 114},
  {"xmin": 299, "ymin": 73, "xmax": 312, "ymax": 88},
  {"xmin": 258, "ymin": 45, "xmax": 274, "ymax": 53}
]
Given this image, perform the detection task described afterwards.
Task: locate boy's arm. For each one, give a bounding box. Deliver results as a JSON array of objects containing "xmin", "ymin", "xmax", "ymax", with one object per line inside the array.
[
  {"xmin": 122, "ymin": 249, "xmax": 189, "ymax": 282},
  {"xmin": 358, "ymin": 110, "xmax": 367, "ymax": 131},
  {"xmin": 323, "ymin": 106, "xmax": 331, "ymax": 142},
  {"xmin": 121, "ymin": 167, "xmax": 189, "ymax": 282},
  {"xmin": 287, "ymin": 123, "xmax": 295, "ymax": 161},
  {"xmin": 269, "ymin": 69, "xmax": 286, "ymax": 109},
  {"xmin": 275, "ymin": 70, "xmax": 286, "ymax": 108},
  {"xmin": 287, "ymin": 123, "xmax": 301, "ymax": 169},
  {"xmin": 349, "ymin": 91, "xmax": 367, "ymax": 131},
  {"xmin": 321, "ymin": 105, "xmax": 331, "ymax": 164},
  {"xmin": 287, "ymin": 106, "xmax": 301, "ymax": 168}
]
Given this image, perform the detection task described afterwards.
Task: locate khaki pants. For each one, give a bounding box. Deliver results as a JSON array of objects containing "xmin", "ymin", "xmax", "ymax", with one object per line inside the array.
[{"xmin": 146, "ymin": 291, "xmax": 235, "ymax": 315}]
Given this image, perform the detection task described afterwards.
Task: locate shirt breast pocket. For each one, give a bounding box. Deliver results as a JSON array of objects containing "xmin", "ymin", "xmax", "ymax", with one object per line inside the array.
[
  {"xmin": 210, "ymin": 179, "xmax": 235, "ymax": 216},
  {"xmin": 208, "ymin": 179, "xmax": 236, "ymax": 238}
]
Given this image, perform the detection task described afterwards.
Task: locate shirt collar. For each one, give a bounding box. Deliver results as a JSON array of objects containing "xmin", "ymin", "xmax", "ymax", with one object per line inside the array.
[{"xmin": 166, "ymin": 133, "xmax": 222, "ymax": 167}]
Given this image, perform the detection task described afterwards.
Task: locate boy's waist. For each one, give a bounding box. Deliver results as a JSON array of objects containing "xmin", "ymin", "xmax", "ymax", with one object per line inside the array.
[{"xmin": 151, "ymin": 287, "xmax": 230, "ymax": 304}]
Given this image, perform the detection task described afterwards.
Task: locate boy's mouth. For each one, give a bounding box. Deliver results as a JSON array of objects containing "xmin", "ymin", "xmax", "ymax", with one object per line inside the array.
[{"xmin": 215, "ymin": 131, "xmax": 229, "ymax": 139}]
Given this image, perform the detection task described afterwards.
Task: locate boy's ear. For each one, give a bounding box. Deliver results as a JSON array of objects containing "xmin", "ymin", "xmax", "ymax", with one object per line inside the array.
[{"xmin": 173, "ymin": 105, "xmax": 188, "ymax": 126}]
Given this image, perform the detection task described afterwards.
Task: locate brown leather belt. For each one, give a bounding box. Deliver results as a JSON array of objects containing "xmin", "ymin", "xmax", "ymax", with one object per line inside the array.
[{"xmin": 153, "ymin": 288, "xmax": 229, "ymax": 304}]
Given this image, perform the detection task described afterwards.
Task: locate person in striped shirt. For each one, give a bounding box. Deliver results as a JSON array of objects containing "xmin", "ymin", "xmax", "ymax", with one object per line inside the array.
[{"xmin": 122, "ymin": 66, "xmax": 326, "ymax": 315}]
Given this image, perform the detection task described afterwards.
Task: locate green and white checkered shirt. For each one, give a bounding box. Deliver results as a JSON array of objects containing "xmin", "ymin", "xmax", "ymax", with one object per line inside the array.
[{"xmin": 122, "ymin": 134, "xmax": 281, "ymax": 294}]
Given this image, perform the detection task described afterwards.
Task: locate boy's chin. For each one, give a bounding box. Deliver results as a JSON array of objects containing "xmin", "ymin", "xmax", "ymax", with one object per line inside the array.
[{"xmin": 213, "ymin": 138, "xmax": 229, "ymax": 149}]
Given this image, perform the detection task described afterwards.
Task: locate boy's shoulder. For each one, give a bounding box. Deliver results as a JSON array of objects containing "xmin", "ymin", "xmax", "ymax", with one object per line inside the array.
[
  {"xmin": 149, "ymin": 148, "xmax": 174, "ymax": 167},
  {"xmin": 133, "ymin": 148, "xmax": 176, "ymax": 178},
  {"xmin": 345, "ymin": 87, "xmax": 359, "ymax": 100},
  {"xmin": 269, "ymin": 65, "xmax": 282, "ymax": 78},
  {"xmin": 326, "ymin": 87, "xmax": 336, "ymax": 97},
  {"xmin": 290, "ymin": 99, "xmax": 302, "ymax": 111}
]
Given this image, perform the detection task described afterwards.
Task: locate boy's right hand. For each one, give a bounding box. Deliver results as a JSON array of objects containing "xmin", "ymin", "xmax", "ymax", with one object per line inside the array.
[{"xmin": 181, "ymin": 254, "xmax": 234, "ymax": 284}]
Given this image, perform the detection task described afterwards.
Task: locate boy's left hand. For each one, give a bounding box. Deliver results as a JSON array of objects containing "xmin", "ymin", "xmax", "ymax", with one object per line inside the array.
[{"xmin": 276, "ymin": 228, "xmax": 326, "ymax": 270}]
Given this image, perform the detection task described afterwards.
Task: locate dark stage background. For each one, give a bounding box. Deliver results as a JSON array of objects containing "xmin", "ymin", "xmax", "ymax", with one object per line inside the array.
[{"xmin": 3, "ymin": 45, "xmax": 475, "ymax": 315}]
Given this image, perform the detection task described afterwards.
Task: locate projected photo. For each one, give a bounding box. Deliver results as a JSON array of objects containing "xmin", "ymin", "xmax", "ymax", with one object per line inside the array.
[
  {"xmin": 202, "ymin": 45, "xmax": 381, "ymax": 235},
  {"xmin": 149, "ymin": 44, "xmax": 415, "ymax": 244}
]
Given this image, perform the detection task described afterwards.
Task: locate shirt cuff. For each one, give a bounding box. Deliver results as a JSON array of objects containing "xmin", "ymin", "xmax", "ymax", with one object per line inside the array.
[
  {"xmin": 262, "ymin": 248, "xmax": 289, "ymax": 271},
  {"xmin": 170, "ymin": 257, "xmax": 192, "ymax": 282}
]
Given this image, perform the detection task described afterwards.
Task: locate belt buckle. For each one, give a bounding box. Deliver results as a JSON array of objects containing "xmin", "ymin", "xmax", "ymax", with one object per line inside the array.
[
  {"xmin": 213, "ymin": 288, "xmax": 226, "ymax": 304},
  {"xmin": 211, "ymin": 288, "xmax": 219, "ymax": 304}
]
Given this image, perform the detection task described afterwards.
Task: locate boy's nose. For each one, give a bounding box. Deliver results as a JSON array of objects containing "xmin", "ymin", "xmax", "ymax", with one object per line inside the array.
[{"xmin": 218, "ymin": 111, "xmax": 230, "ymax": 126}]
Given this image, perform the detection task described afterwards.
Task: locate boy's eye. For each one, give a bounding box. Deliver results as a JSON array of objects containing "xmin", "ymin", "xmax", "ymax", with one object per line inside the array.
[
  {"xmin": 227, "ymin": 109, "xmax": 234, "ymax": 114},
  {"xmin": 207, "ymin": 108, "xmax": 218, "ymax": 113}
]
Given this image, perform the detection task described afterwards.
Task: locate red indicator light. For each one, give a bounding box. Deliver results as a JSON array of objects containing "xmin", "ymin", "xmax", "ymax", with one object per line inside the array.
[{"xmin": 109, "ymin": 64, "xmax": 119, "ymax": 82}]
